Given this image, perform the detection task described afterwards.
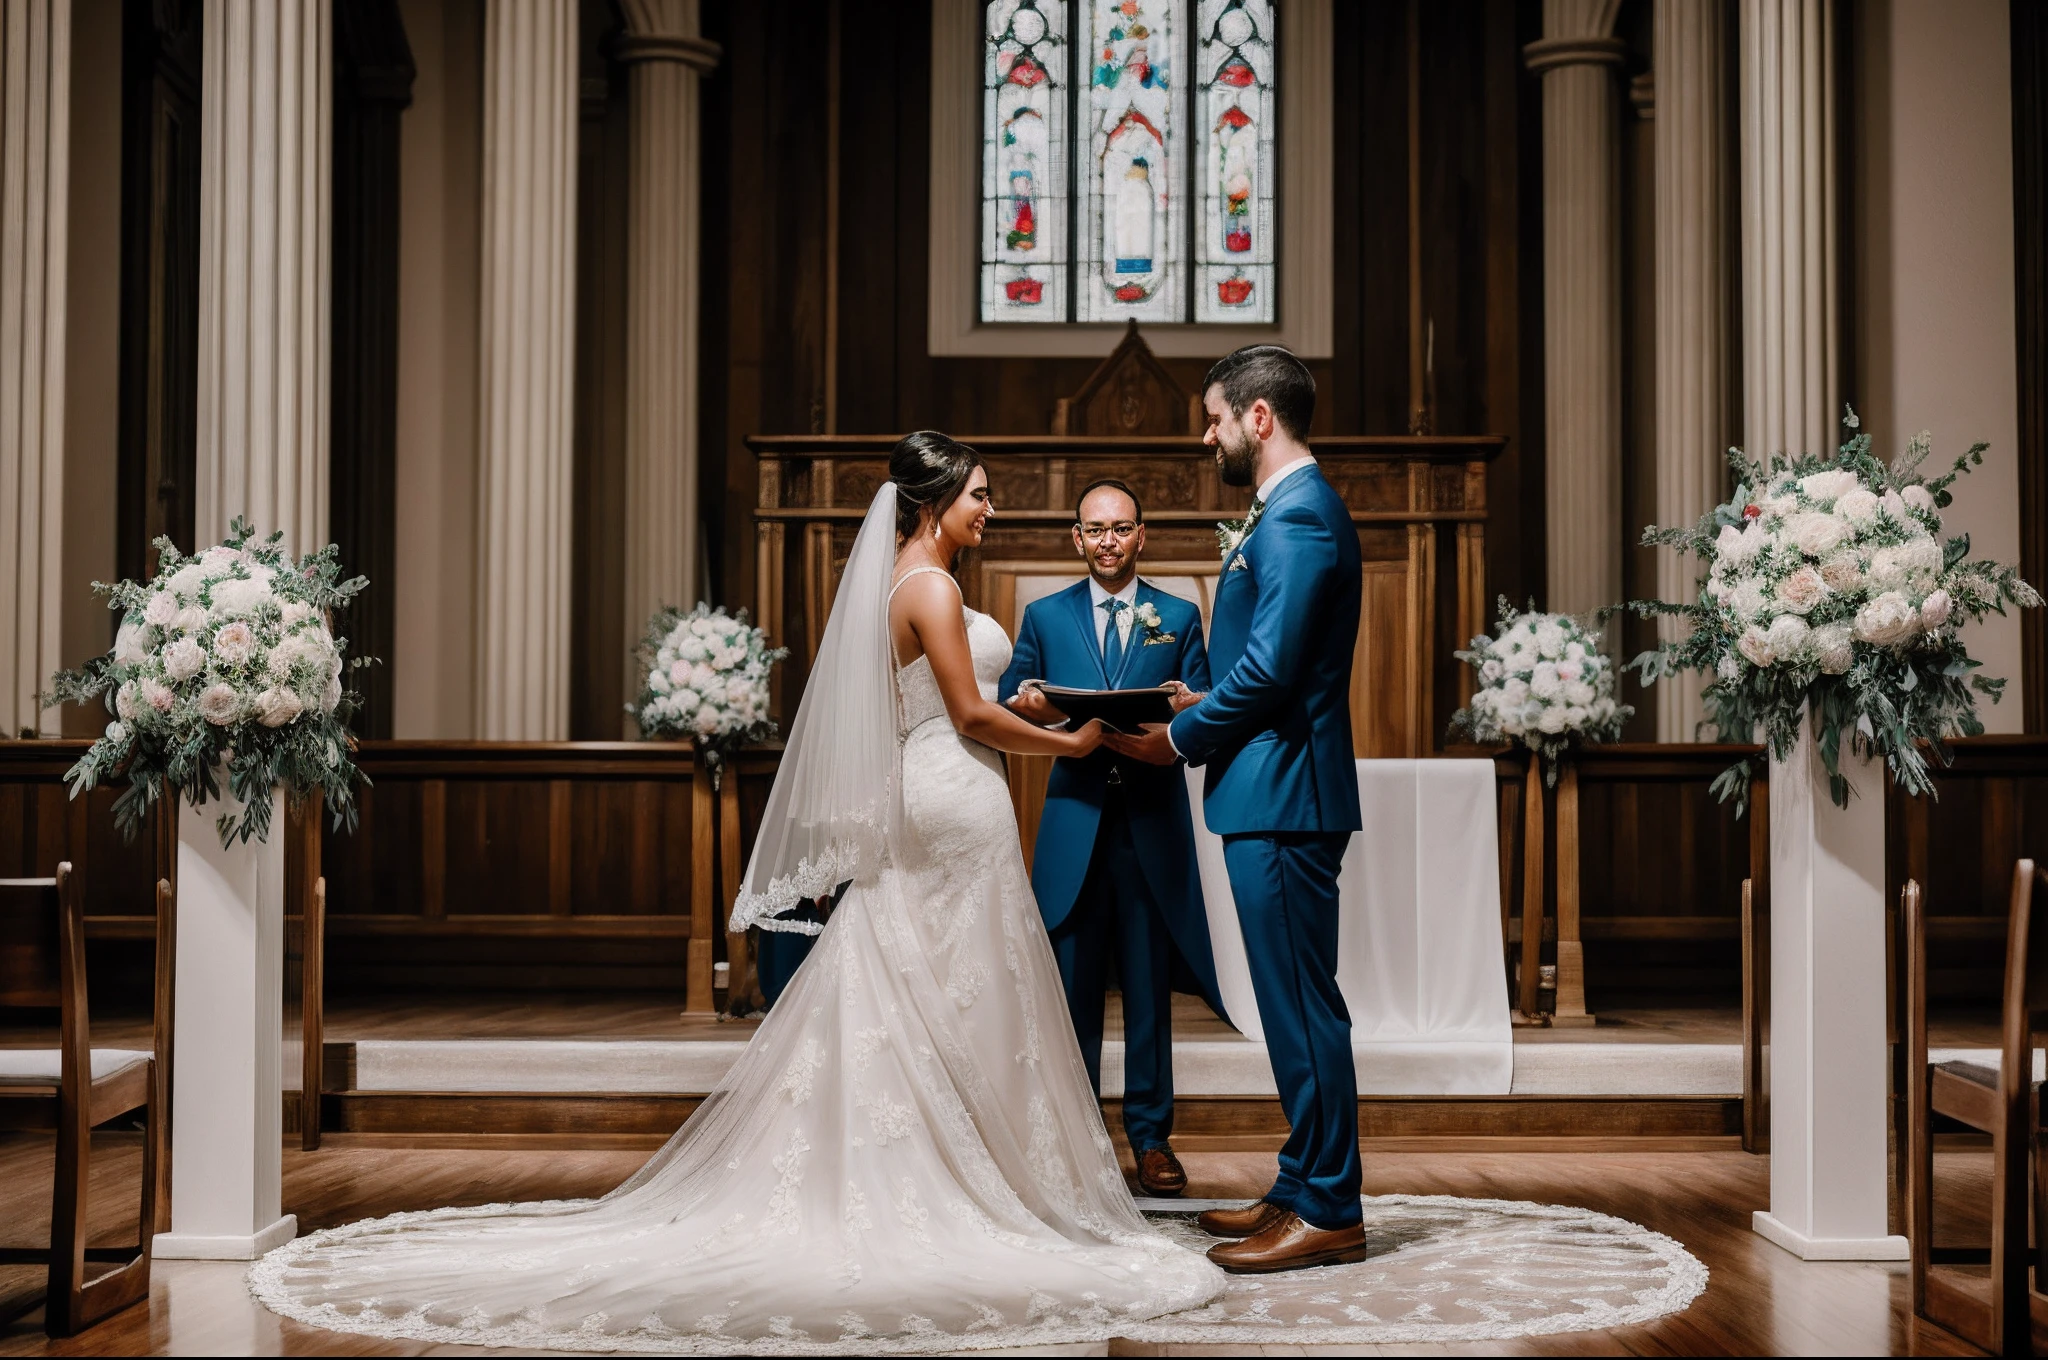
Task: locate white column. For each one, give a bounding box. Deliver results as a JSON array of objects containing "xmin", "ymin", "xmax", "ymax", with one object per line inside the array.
[
  {"xmin": 0, "ymin": 0, "xmax": 69, "ymax": 736},
  {"xmin": 1741, "ymin": 0, "xmax": 1900, "ymax": 1259},
  {"xmin": 157, "ymin": 0, "xmax": 330, "ymax": 1261},
  {"xmin": 1525, "ymin": 0, "xmax": 1624, "ymax": 623},
  {"xmin": 1740, "ymin": 0, "xmax": 1837, "ymax": 460},
  {"xmin": 474, "ymin": 0, "xmax": 576, "ymax": 741},
  {"xmin": 1652, "ymin": 0, "xmax": 1731, "ymax": 742},
  {"xmin": 193, "ymin": 0, "xmax": 332, "ymax": 553},
  {"xmin": 154, "ymin": 789, "xmax": 294, "ymax": 1260},
  {"xmin": 617, "ymin": 1, "xmax": 719, "ymax": 722},
  {"xmin": 1752, "ymin": 728, "xmax": 1907, "ymax": 1261}
]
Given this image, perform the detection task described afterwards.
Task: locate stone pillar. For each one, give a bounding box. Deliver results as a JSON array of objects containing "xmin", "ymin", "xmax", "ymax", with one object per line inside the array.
[
  {"xmin": 194, "ymin": 0, "xmax": 333, "ymax": 553},
  {"xmin": 1525, "ymin": 0, "xmax": 1624, "ymax": 623},
  {"xmin": 1653, "ymin": 0, "xmax": 1732, "ymax": 742},
  {"xmin": 617, "ymin": 0, "xmax": 720, "ymax": 718},
  {"xmin": 474, "ymin": 0, "xmax": 577, "ymax": 740},
  {"xmin": 1740, "ymin": 0, "xmax": 1837, "ymax": 460},
  {"xmin": 0, "ymin": 0, "xmax": 69, "ymax": 736}
]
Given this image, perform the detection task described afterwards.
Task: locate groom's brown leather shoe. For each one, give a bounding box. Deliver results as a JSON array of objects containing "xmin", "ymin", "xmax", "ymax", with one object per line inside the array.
[
  {"xmin": 1135, "ymin": 1145, "xmax": 1188, "ymax": 1197},
  {"xmin": 1205, "ymin": 1211, "xmax": 1369, "ymax": 1274},
  {"xmin": 1196, "ymin": 1200, "xmax": 1284, "ymax": 1238}
]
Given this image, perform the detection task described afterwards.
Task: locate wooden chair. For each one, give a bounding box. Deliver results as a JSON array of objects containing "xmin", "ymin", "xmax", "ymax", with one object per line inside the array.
[
  {"xmin": 0, "ymin": 865, "xmax": 168, "ymax": 1336},
  {"xmin": 1905, "ymin": 866, "xmax": 2048, "ymax": 1354}
]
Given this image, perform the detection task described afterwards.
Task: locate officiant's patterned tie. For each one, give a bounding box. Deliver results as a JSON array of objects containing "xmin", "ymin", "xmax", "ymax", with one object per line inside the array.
[{"xmin": 1099, "ymin": 598, "xmax": 1127, "ymax": 680}]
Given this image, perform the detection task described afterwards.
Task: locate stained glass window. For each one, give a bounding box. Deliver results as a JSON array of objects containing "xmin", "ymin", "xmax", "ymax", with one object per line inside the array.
[
  {"xmin": 1194, "ymin": 0, "xmax": 1274, "ymax": 322},
  {"xmin": 1077, "ymin": 0, "xmax": 1183, "ymax": 321},
  {"xmin": 979, "ymin": 0, "xmax": 1275, "ymax": 325},
  {"xmin": 982, "ymin": 1, "xmax": 1069, "ymax": 321}
]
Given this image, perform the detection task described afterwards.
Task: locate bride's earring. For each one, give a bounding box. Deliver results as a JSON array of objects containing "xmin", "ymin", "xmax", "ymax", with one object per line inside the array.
[{"xmin": 933, "ymin": 519, "xmax": 942, "ymax": 541}]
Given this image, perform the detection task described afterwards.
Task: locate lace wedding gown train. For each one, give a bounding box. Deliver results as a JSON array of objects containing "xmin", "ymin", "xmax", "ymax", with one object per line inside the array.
[{"xmin": 251, "ymin": 601, "xmax": 1223, "ymax": 1354}]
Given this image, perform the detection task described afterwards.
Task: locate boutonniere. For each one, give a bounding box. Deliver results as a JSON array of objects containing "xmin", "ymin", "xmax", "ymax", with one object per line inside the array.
[
  {"xmin": 1216, "ymin": 497, "xmax": 1267, "ymax": 561},
  {"xmin": 1133, "ymin": 600, "xmax": 1175, "ymax": 645}
]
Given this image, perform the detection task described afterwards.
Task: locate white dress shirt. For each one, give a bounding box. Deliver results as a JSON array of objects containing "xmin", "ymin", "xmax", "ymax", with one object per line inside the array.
[
  {"xmin": 1256, "ymin": 454, "xmax": 1319, "ymax": 504},
  {"xmin": 1087, "ymin": 575, "xmax": 1140, "ymax": 651}
]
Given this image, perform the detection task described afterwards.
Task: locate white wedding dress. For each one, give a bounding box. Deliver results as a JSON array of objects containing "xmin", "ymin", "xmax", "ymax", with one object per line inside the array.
[{"xmin": 250, "ymin": 570, "xmax": 1224, "ymax": 1354}]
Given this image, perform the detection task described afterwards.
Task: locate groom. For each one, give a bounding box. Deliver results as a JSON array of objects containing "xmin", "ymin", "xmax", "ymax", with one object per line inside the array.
[
  {"xmin": 1107, "ymin": 345, "xmax": 1365, "ymax": 1273},
  {"xmin": 998, "ymin": 478, "xmax": 1221, "ymax": 1199}
]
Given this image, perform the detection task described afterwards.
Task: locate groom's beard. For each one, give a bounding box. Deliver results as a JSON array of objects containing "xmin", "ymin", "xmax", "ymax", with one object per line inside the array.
[{"xmin": 1216, "ymin": 427, "xmax": 1258, "ymax": 487}]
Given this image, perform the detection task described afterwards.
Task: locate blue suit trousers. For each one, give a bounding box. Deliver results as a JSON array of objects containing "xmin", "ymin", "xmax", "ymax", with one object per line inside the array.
[
  {"xmin": 1223, "ymin": 831, "xmax": 1361, "ymax": 1229},
  {"xmin": 1049, "ymin": 788, "xmax": 1176, "ymax": 1152}
]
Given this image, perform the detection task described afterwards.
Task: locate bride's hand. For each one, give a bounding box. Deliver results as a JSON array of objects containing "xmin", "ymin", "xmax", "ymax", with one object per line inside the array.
[{"xmin": 1066, "ymin": 718, "xmax": 1108, "ymax": 757}]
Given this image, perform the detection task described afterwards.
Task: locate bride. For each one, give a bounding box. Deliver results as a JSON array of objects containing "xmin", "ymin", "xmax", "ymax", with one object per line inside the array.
[{"xmin": 251, "ymin": 431, "xmax": 1225, "ymax": 1353}]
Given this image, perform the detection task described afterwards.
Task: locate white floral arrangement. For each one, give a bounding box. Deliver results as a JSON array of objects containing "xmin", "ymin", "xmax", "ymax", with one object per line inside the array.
[
  {"xmin": 1449, "ymin": 600, "xmax": 1632, "ymax": 780},
  {"xmin": 1630, "ymin": 411, "xmax": 2040, "ymax": 808},
  {"xmin": 630, "ymin": 603, "xmax": 788, "ymax": 784},
  {"xmin": 48, "ymin": 518, "xmax": 369, "ymax": 846}
]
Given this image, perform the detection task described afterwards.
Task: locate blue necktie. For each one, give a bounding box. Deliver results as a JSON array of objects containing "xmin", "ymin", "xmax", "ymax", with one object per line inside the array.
[{"xmin": 1100, "ymin": 598, "xmax": 1127, "ymax": 682}]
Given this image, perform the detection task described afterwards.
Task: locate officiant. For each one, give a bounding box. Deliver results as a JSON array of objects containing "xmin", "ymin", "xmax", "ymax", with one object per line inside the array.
[{"xmin": 1000, "ymin": 479, "xmax": 1222, "ymax": 1198}]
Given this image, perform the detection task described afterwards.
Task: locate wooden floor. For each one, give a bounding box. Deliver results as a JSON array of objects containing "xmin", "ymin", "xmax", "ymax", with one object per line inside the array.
[
  {"xmin": 0, "ymin": 1130, "xmax": 1996, "ymax": 1357},
  {"xmin": 12, "ymin": 992, "xmax": 2003, "ymax": 1049}
]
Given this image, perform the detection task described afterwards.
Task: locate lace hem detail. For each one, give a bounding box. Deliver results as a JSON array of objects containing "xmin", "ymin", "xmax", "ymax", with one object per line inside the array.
[
  {"xmin": 247, "ymin": 1205, "xmax": 1218, "ymax": 1357},
  {"xmin": 729, "ymin": 836, "xmax": 866, "ymax": 935},
  {"xmin": 248, "ymin": 1194, "xmax": 1704, "ymax": 1355}
]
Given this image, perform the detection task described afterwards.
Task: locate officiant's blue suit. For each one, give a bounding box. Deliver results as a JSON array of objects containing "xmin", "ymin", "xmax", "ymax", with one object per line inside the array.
[
  {"xmin": 1169, "ymin": 463, "xmax": 1364, "ymax": 1230},
  {"xmin": 998, "ymin": 580, "xmax": 1218, "ymax": 1154}
]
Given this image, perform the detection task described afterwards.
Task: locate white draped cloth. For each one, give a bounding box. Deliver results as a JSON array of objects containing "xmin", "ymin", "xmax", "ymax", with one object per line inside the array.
[{"xmin": 1189, "ymin": 758, "xmax": 1513, "ymax": 1094}]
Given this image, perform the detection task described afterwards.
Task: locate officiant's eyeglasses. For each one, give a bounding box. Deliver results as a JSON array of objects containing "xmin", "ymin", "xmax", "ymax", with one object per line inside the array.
[{"xmin": 1079, "ymin": 522, "xmax": 1139, "ymax": 542}]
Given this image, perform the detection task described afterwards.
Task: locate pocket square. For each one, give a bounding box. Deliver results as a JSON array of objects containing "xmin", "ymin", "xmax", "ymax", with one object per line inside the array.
[{"xmin": 1228, "ymin": 554, "xmax": 1249, "ymax": 572}]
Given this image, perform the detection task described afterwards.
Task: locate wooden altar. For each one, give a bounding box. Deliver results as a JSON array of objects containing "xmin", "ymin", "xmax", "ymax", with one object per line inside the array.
[{"xmin": 745, "ymin": 431, "xmax": 1506, "ymax": 845}]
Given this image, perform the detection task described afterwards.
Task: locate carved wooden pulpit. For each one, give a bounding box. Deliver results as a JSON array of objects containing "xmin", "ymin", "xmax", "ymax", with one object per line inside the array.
[{"xmin": 745, "ymin": 330, "xmax": 1504, "ymax": 857}]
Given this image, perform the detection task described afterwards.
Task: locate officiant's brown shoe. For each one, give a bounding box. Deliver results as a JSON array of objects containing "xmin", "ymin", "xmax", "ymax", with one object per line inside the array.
[
  {"xmin": 1135, "ymin": 1145, "xmax": 1187, "ymax": 1197},
  {"xmin": 1195, "ymin": 1200, "xmax": 1284, "ymax": 1239},
  {"xmin": 1205, "ymin": 1211, "xmax": 1369, "ymax": 1274}
]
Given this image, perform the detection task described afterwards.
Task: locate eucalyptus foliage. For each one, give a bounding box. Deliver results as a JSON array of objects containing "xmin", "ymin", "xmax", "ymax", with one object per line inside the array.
[
  {"xmin": 46, "ymin": 519, "xmax": 371, "ymax": 846},
  {"xmin": 1626, "ymin": 412, "xmax": 2039, "ymax": 811}
]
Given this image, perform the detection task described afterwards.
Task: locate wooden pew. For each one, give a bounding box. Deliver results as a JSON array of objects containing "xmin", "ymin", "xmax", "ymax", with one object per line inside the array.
[{"xmin": 0, "ymin": 866, "xmax": 166, "ymax": 1337}]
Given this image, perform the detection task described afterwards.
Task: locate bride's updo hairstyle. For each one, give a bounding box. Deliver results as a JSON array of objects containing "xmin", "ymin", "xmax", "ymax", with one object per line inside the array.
[{"xmin": 890, "ymin": 430, "xmax": 984, "ymax": 539}]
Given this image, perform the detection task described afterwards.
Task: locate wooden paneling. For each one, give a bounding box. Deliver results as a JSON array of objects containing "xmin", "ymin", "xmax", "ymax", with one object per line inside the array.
[
  {"xmin": 1892, "ymin": 736, "xmax": 2048, "ymax": 999},
  {"xmin": 748, "ymin": 434, "xmax": 1504, "ymax": 764},
  {"xmin": 318, "ymin": 743, "xmax": 699, "ymax": 991},
  {"xmin": 329, "ymin": 0, "xmax": 416, "ymax": 740},
  {"xmin": 1354, "ymin": 563, "xmax": 1419, "ymax": 759},
  {"xmin": 117, "ymin": 0, "xmax": 204, "ymax": 581},
  {"xmin": 695, "ymin": 0, "xmax": 1543, "ymax": 626},
  {"xmin": 569, "ymin": 0, "xmax": 632, "ymax": 741}
]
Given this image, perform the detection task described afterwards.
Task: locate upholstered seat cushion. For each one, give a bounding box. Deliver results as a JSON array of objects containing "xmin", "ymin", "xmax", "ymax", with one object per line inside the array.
[{"xmin": 0, "ymin": 1048, "xmax": 151, "ymax": 1086}]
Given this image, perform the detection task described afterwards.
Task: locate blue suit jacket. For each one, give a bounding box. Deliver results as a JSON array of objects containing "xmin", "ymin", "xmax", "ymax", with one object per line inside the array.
[
  {"xmin": 999, "ymin": 580, "xmax": 1219, "ymax": 1007},
  {"xmin": 1170, "ymin": 465, "xmax": 1363, "ymax": 837}
]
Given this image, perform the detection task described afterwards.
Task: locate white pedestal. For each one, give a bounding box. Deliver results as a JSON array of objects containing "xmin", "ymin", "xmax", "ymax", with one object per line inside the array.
[
  {"xmin": 151, "ymin": 787, "xmax": 298, "ymax": 1261},
  {"xmin": 1752, "ymin": 725, "xmax": 1908, "ymax": 1261}
]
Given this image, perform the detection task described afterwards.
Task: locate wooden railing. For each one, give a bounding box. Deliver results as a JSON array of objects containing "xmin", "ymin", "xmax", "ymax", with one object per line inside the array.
[
  {"xmin": 12, "ymin": 733, "xmax": 2033, "ymax": 1016},
  {"xmin": 319, "ymin": 742, "xmax": 709, "ymax": 995},
  {"xmin": 1889, "ymin": 735, "xmax": 2048, "ymax": 998},
  {"xmin": 1472, "ymin": 742, "xmax": 1765, "ymax": 1012}
]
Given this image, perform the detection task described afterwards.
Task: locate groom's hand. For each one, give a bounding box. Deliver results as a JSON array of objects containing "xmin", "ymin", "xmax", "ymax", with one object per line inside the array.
[
  {"xmin": 1164, "ymin": 680, "xmax": 1205, "ymax": 714},
  {"xmin": 1103, "ymin": 722, "xmax": 1179, "ymax": 765}
]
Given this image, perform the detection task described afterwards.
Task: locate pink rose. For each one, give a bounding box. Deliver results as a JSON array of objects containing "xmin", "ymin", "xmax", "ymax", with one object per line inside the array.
[{"xmin": 1777, "ymin": 566, "xmax": 1828, "ymax": 614}]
